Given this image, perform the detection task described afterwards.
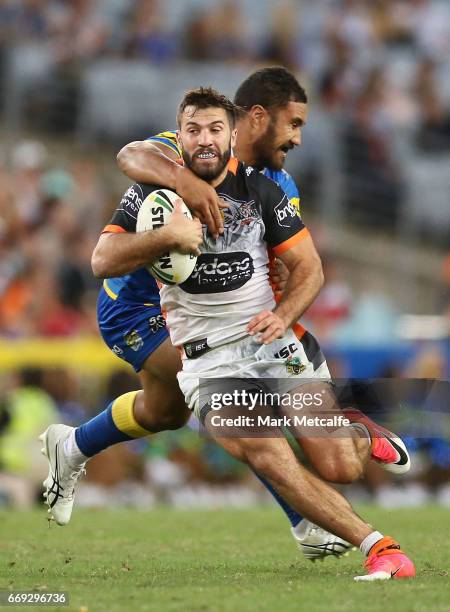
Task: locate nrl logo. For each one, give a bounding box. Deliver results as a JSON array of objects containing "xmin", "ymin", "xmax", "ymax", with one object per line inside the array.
[
  {"xmin": 124, "ymin": 329, "xmax": 144, "ymax": 352},
  {"xmin": 285, "ymin": 356, "xmax": 305, "ymax": 375}
]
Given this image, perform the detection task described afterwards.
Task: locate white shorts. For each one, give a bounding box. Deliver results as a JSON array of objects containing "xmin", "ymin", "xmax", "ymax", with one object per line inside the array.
[{"xmin": 177, "ymin": 328, "xmax": 330, "ymax": 420}]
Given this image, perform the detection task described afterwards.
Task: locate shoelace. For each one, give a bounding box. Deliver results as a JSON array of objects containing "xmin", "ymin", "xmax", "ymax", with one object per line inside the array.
[{"xmin": 67, "ymin": 466, "xmax": 86, "ymax": 501}]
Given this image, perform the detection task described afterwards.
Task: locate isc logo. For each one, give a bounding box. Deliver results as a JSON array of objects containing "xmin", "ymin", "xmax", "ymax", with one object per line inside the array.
[{"xmin": 273, "ymin": 343, "xmax": 298, "ymax": 359}]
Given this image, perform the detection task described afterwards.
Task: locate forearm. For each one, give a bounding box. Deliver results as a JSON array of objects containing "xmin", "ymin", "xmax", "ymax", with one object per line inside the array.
[
  {"xmin": 117, "ymin": 140, "xmax": 186, "ymax": 188},
  {"xmin": 91, "ymin": 230, "xmax": 176, "ymax": 278},
  {"xmin": 274, "ymin": 261, "xmax": 324, "ymax": 328}
]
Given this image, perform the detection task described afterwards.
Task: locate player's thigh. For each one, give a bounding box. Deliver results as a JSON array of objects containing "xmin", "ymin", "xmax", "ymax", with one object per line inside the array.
[
  {"xmin": 255, "ymin": 330, "xmax": 359, "ymax": 465},
  {"xmin": 139, "ymin": 339, "xmax": 187, "ymax": 417},
  {"xmin": 137, "ymin": 367, "xmax": 189, "ymax": 429},
  {"xmin": 290, "ymin": 382, "xmax": 358, "ymax": 467},
  {"xmin": 206, "ymin": 425, "xmax": 296, "ymax": 478},
  {"xmin": 97, "ymin": 288, "xmax": 171, "ymax": 374},
  {"xmin": 140, "ymin": 336, "xmax": 181, "ymax": 384}
]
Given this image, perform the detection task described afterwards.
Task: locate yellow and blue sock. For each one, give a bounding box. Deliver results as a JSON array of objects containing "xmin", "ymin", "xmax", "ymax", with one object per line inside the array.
[{"xmin": 75, "ymin": 391, "xmax": 151, "ymax": 457}]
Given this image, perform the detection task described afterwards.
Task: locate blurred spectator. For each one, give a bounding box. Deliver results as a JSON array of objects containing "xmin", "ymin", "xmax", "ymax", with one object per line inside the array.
[
  {"xmin": 440, "ymin": 254, "xmax": 450, "ymax": 333},
  {"xmin": 260, "ymin": 1, "xmax": 298, "ymax": 71},
  {"xmin": 342, "ymin": 68, "xmax": 403, "ymax": 229},
  {"xmin": 42, "ymin": 367, "xmax": 87, "ymax": 426},
  {"xmin": 184, "ymin": 0, "xmax": 250, "ymax": 63},
  {"xmin": 413, "ymin": 58, "xmax": 450, "ymax": 153},
  {"xmin": 126, "ymin": 0, "xmax": 178, "ymax": 64},
  {"xmin": 0, "ymin": 368, "xmax": 58, "ymax": 507},
  {"xmin": 326, "ymin": 0, "xmax": 380, "ymax": 72},
  {"xmin": 14, "ymin": 0, "xmax": 49, "ymax": 42},
  {"xmin": 11, "ymin": 140, "xmax": 48, "ymax": 226},
  {"xmin": 304, "ymin": 256, "xmax": 351, "ymax": 342}
]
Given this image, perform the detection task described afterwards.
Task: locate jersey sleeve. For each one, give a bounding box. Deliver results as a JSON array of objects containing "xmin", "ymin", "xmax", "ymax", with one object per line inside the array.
[
  {"xmin": 102, "ymin": 183, "xmax": 152, "ymax": 234},
  {"xmin": 258, "ymin": 174, "xmax": 309, "ymax": 256},
  {"xmin": 283, "ymin": 172, "xmax": 301, "ymax": 214},
  {"xmin": 147, "ymin": 130, "xmax": 182, "ymax": 158},
  {"xmin": 262, "ymin": 168, "xmax": 301, "ymax": 213}
]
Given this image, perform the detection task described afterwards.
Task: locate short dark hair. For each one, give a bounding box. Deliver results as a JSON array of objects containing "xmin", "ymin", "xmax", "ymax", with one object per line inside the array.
[
  {"xmin": 234, "ymin": 67, "xmax": 307, "ymax": 111},
  {"xmin": 177, "ymin": 87, "xmax": 241, "ymax": 128}
]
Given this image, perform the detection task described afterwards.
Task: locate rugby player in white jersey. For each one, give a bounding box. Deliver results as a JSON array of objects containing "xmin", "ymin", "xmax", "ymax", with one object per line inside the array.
[
  {"xmin": 41, "ymin": 69, "xmax": 354, "ymax": 562},
  {"xmin": 41, "ymin": 69, "xmax": 409, "ymax": 568},
  {"xmin": 115, "ymin": 68, "xmax": 411, "ymax": 548},
  {"xmin": 101, "ymin": 86, "xmax": 415, "ymax": 581}
]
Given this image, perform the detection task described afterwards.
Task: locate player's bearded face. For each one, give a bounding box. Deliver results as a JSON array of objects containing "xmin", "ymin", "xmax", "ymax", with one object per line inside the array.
[
  {"xmin": 182, "ymin": 142, "xmax": 232, "ymax": 182},
  {"xmin": 253, "ymin": 101, "xmax": 307, "ymax": 171},
  {"xmin": 179, "ymin": 107, "xmax": 235, "ymax": 182}
]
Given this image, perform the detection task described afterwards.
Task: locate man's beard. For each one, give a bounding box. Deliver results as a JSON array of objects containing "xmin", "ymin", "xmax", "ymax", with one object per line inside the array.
[
  {"xmin": 253, "ymin": 121, "xmax": 292, "ymax": 171},
  {"xmin": 182, "ymin": 145, "xmax": 232, "ymax": 182}
]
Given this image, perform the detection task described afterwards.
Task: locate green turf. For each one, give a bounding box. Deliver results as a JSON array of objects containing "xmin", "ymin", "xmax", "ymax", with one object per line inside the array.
[{"xmin": 0, "ymin": 506, "xmax": 448, "ymax": 612}]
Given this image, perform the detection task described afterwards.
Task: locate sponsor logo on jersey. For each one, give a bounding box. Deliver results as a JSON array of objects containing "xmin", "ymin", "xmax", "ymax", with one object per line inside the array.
[
  {"xmin": 180, "ymin": 252, "xmax": 254, "ymax": 294},
  {"xmin": 222, "ymin": 199, "xmax": 258, "ymax": 229},
  {"xmin": 274, "ymin": 342, "xmax": 298, "ymax": 360},
  {"xmin": 112, "ymin": 344, "xmax": 124, "ymax": 356},
  {"xmin": 285, "ymin": 356, "xmax": 305, "ymax": 375},
  {"xmin": 121, "ymin": 184, "xmax": 143, "ymax": 213},
  {"xmin": 183, "ymin": 338, "xmax": 210, "ymax": 359},
  {"xmin": 275, "ymin": 197, "xmax": 297, "ymax": 227},
  {"xmin": 148, "ymin": 314, "xmax": 166, "ymax": 333},
  {"xmin": 124, "ymin": 329, "xmax": 144, "ymax": 352}
]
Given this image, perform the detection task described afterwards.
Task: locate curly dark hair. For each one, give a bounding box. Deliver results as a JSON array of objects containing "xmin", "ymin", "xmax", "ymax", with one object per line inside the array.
[{"xmin": 177, "ymin": 87, "xmax": 242, "ymax": 128}]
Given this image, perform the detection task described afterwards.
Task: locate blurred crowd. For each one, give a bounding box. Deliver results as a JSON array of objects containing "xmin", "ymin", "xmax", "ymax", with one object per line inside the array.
[
  {"xmin": 0, "ymin": 140, "xmax": 107, "ymax": 338},
  {"xmin": 1, "ymin": 0, "xmax": 450, "ymax": 69},
  {"xmin": 1, "ymin": 0, "xmax": 450, "ymax": 140},
  {"xmin": 1, "ymin": 1, "xmax": 449, "ymax": 235}
]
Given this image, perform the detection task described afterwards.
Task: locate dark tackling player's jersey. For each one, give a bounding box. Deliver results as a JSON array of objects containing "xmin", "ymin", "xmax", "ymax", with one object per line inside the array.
[{"xmin": 105, "ymin": 159, "xmax": 309, "ymax": 348}]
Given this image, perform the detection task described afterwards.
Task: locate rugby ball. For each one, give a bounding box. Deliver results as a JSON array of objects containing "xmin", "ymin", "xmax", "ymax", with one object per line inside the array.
[{"xmin": 136, "ymin": 188, "xmax": 198, "ymax": 285}]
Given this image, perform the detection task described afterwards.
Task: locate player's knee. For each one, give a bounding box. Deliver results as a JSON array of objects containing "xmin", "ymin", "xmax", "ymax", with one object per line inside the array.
[
  {"xmin": 315, "ymin": 455, "xmax": 363, "ymax": 484},
  {"xmin": 135, "ymin": 390, "xmax": 190, "ymax": 432},
  {"xmin": 144, "ymin": 406, "xmax": 190, "ymax": 432},
  {"xmin": 160, "ymin": 406, "xmax": 191, "ymax": 430}
]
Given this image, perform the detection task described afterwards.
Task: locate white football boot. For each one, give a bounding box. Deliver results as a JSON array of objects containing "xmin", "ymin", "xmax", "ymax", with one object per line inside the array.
[
  {"xmin": 291, "ymin": 519, "xmax": 355, "ymax": 561},
  {"xmin": 39, "ymin": 424, "xmax": 86, "ymax": 526}
]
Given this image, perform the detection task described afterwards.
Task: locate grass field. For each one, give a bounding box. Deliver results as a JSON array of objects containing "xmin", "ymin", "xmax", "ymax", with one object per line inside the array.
[{"xmin": 1, "ymin": 506, "xmax": 448, "ymax": 612}]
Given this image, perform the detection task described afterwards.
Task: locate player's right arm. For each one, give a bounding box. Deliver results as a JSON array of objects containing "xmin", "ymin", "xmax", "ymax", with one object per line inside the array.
[
  {"xmin": 117, "ymin": 135, "xmax": 224, "ymax": 237},
  {"xmin": 91, "ymin": 186, "xmax": 202, "ymax": 279}
]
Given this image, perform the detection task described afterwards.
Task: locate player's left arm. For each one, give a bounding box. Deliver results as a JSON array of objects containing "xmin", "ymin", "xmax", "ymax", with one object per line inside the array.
[
  {"xmin": 247, "ymin": 177, "xmax": 323, "ymax": 344},
  {"xmin": 248, "ymin": 234, "xmax": 324, "ymax": 343},
  {"xmin": 273, "ymin": 235, "xmax": 323, "ymax": 332}
]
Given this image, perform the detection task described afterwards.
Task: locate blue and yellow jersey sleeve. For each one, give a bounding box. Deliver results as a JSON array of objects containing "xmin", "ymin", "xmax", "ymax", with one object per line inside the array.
[
  {"xmin": 147, "ymin": 130, "xmax": 182, "ymax": 158},
  {"xmin": 262, "ymin": 168, "xmax": 301, "ymax": 214}
]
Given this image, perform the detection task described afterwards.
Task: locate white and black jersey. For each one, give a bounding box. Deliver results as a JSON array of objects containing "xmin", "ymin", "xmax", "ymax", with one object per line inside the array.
[{"xmin": 160, "ymin": 158, "xmax": 309, "ymax": 349}]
